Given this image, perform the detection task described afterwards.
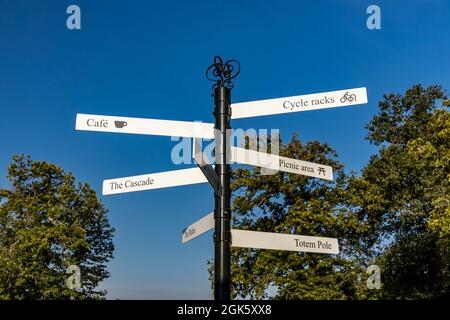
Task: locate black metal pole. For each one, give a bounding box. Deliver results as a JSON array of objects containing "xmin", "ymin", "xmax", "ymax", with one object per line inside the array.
[
  {"xmin": 206, "ymin": 56, "xmax": 239, "ymax": 300},
  {"xmin": 213, "ymin": 84, "xmax": 231, "ymax": 301}
]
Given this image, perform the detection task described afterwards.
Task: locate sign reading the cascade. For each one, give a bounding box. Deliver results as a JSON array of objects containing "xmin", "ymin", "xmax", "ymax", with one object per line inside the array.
[
  {"xmin": 230, "ymin": 146, "xmax": 333, "ymax": 181},
  {"xmin": 231, "ymin": 87, "xmax": 368, "ymax": 119},
  {"xmin": 231, "ymin": 230, "xmax": 339, "ymax": 254},
  {"xmin": 182, "ymin": 212, "xmax": 214, "ymax": 244},
  {"xmin": 76, "ymin": 113, "xmax": 215, "ymax": 139},
  {"xmin": 103, "ymin": 167, "xmax": 208, "ymax": 195}
]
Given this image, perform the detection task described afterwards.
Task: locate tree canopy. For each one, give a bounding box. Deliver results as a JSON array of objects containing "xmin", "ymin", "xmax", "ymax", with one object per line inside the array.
[
  {"xmin": 0, "ymin": 155, "xmax": 114, "ymax": 299},
  {"xmin": 356, "ymin": 84, "xmax": 450, "ymax": 299},
  {"xmin": 218, "ymin": 84, "xmax": 449, "ymax": 299}
]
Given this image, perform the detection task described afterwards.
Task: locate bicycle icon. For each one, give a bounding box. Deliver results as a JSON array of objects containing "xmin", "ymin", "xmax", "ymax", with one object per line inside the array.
[{"xmin": 340, "ymin": 92, "xmax": 357, "ymax": 103}]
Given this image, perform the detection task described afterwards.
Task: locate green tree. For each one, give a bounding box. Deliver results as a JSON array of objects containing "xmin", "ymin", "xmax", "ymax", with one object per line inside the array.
[
  {"xmin": 0, "ymin": 155, "xmax": 114, "ymax": 299},
  {"xmin": 353, "ymin": 84, "xmax": 450, "ymax": 299},
  {"xmin": 217, "ymin": 136, "xmax": 372, "ymax": 299},
  {"xmin": 208, "ymin": 85, "xmax": 449, "ymax": 300}
]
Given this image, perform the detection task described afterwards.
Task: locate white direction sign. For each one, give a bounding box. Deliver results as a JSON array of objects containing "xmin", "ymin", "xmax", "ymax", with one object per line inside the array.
[
  {"xmin": 231, "ymin": 230, "xmax": 339, "ymax": 254},
  {"xmin": 182, "ymin": 212, "xmax": 214, "ymax": 244},
  {"xmin": 76, "ymin": 113, "xmax": 215, "ymax": 139},
  {"xmin": 103, "ymin": 167, "xmax": 208, "ymax": 195},
  {"xmin": 193, "ymin": 138, "xmax": 221, "ymax": 195},
  {"xmin": 230, "ymin": 146, "xmax": 333, "ymax": 181},
  {"xmin": 231, "ymin": 87, "xmax": 367, "ymax": 119}
]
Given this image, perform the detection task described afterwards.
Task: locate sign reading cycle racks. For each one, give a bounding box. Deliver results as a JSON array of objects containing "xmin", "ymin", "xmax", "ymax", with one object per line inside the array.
[{"xmin": 75, "ymin": 56, "xmax": 368, "ymax": 300}]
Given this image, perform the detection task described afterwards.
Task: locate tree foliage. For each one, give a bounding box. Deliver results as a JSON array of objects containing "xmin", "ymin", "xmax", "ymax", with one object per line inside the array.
[
  {"xmin": 211, "ymin": 84, "xmax": 450, "ymax": 300},
  {"xmin": 357, "ymin": 84, "xmax": 450, "ymax": 299},
  {"xmin": 227, "ymin": 136, "xmax": 371, "ymax": 299},
  {"xmin": 0, "ymin": 155, "xmax": 114, "ymax": 299}
]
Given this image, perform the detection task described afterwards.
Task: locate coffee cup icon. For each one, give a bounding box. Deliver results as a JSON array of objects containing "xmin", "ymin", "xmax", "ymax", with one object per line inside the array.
[{"xmin": 115, "ymin": 121, "xmax": 127, "ymax": 128}]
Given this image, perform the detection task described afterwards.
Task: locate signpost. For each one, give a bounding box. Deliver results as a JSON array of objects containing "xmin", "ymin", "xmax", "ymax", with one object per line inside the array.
[
  {"xmin": 181, "ymin": 217, "xmax": 339, "ymax": 255},
  {"xmin": 182, "ymin": 212, "xmax": 214, "ymax": 244},
  {"xmin": 76, "ymin": 56, "xmax": 368, "ymax": 301},
  {"xmin": 231, "ymin": 230, "xmax": 339, "ymax": 254},
  {"xmin": 193, "ymin": 138, "xmax": 221, "ymax": 196},
  {"xmin": 231, "ymin": 87, "xmax": 368, "ymax": 119},
  {"xmin": 102, "ymin": 167, "xmax": 208, "ymax": 195},
  {"xmin": 210, "ymin": 58, "xmax": 234, "ymax": 301},
  {"xmin": 181, "ymin": 219, "xmax": 339, "ymax": 254},
  {"xmin": 76, "ymin": 113, "xmax": 214, "ymax": 139},
  {"xmin": 230, "ymin": 146, "xmax": 334, "ymax": 181}
]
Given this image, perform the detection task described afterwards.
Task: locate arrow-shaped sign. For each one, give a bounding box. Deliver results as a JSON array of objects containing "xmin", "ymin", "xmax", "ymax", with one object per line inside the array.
[
  {"xmin": 231, "ymin": 87, "xmax": 367, "ymax": 119},
  {"xmin": 182, "ymin": 211, "xmax": 214, "ymax": 244},
  {"xmin": 230, "ymin": 146, "xmax": 333, "ymax": 181},
  {"xmin": 181, "ymin": 220, "xmax": 340, "ymax": 254},
  {"xmin": 102, "ymin": 167, "xmax": 208, "ymax": 195},
  {"xmin": 231, "ymin": 230, "xmax": 339, "ymax": 254},
  {"xmin": 76, "ymin": 113, "xmax": 215, "ymax": 139},
  {"xmin": 193, "ymin": 139, "xmax": 221, "ymax": 196}
]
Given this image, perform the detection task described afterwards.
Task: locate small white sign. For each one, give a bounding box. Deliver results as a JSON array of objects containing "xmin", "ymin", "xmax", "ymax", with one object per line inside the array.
[
  {"xmin": 102, "ymin": 167, "xmax": 208, "ymax": 195},
  {"xmin": 76, "ymin": 113, "xmax": 215, "ymax": 139},
  {"xmin": 231, "ymin": 229, "xmax": 339, "ymax": 254},
  {"xmin": 230, "ymin": 146, "xmax": 333, "ymax": 181},
  {"xmin": 231, "ymin": 87, "xmax": 368, "ymax": 119},
  {"xmin": 193, "ymin": 138, "xmax": 221, "ymax": 195},
  {"xmin": 193, "ymin": 138, "xmax": 212, "ymax": 167},
  {"xmin": 182, "ymin": 212, "xmax": 214, "ymax": 244}
]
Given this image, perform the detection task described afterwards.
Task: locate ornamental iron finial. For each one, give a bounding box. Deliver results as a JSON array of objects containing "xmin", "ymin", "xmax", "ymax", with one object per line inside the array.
[{"xmin": 206, "ymin": 56, "xmax": 240, "ymax": 91}]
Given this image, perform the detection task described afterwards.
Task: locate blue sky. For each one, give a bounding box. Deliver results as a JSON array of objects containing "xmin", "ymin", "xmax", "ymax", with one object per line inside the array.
[{"xmin": 0, "ymin": 0, "xmax": 449, "ymax": 299}]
